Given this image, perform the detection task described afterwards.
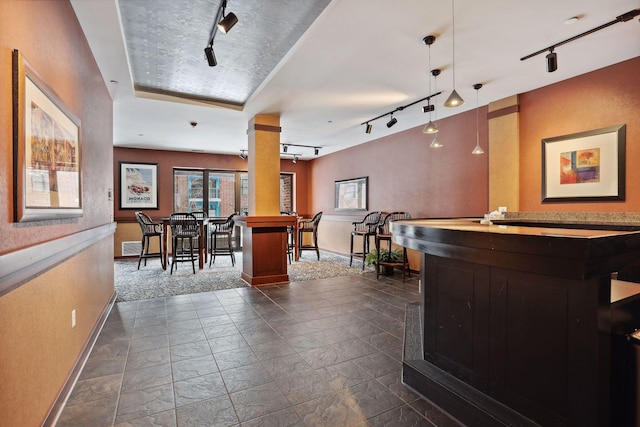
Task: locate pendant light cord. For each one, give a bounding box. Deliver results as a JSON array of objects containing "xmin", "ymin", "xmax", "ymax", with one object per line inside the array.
[{"xmin": 451, "ymin": 0, "xmax": 456, "ymax": 87}]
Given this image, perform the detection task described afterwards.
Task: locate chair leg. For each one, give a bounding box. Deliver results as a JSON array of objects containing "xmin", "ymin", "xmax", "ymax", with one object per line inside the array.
[
  {"xmin": 349, "ymin": 233, "xmax": 354, "ymax": 266},
  {"xmin": 137, "ymin": 236, "xmax": 145, "ymax": 270},
  {"xmin": 375, "ymin": 236, "xmax": 380, "ymax": 279},
  {"xmin": 314, "ymin": 230, "xmax": 320, "ymax": 260},
  {"xmin": 170, "ymin": 237, "xmax": 177, "ymax": 274},
  {"xmin": 361, "ymin": 234, "xmax": 367, "ymax": 270},
  {"xmin": 229, "ymin": 234, "xmax": 235, "ymax": 266},
  {"xmin": 190, "ymin": 237, "xmax": 196, "ymax": 274}
]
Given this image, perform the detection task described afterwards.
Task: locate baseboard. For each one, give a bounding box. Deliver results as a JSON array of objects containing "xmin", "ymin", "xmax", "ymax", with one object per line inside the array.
[{"xmin": 43, "ymin": 291, "xmax": 117, "ymax": 427}]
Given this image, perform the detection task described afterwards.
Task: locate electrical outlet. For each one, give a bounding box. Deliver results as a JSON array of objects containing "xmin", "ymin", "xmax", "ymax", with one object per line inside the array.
[{"xmin": 72, "ymin": 309, "xmax": 76, "ymax": 328}]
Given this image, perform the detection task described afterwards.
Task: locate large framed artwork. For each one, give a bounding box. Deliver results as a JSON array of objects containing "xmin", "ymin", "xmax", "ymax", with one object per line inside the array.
[
  {"xmin": 12, "ymin": 50, "xmax": 82, "ymax": 222},
  {"xmin": 335, "ymin": 176, "xmax": 368, "ymax": 211},
  {"xmin": 119, "ymin": 162, "xmax": 159, "ymax": 209},
  {"xmin": 542, "ymin": 125, "xmax": 625, "ymax": 202}
]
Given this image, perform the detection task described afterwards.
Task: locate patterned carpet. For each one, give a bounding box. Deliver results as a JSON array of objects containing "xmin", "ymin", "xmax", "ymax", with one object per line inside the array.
[{"xmin": 114, "ymin": 251, "xmax": 374, "ymax": 302}]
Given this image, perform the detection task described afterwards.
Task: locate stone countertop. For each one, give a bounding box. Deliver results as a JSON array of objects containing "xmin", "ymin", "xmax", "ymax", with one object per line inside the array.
[{"xmin": 502, "ymin": 211, "xmax": 640, "ymax": 227}]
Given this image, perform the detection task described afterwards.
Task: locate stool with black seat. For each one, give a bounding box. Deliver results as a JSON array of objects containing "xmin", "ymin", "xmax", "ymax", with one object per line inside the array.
[
  {"xmin": 298, "ymin": 211, "xmax": 322, "ymax": 260},
  {"xmin": 281, "ymin": 211, "xmax": 297, "ymax": 263},
  {"xmin": 375, "ymin": 211, "xmax": 411, "ymax": 281},
  {"xmin": 169, "ymin": 212, "xmax": 200, "ymax": 274},
  {"xmin": 209, "ymin": 212, "xmax": 238, "ymax": 267},
  {"xmin": 134, "ymin": 211, "xmax": 165, "ymax": 270},
  {"xmin": 349, "ymin": 211, "xmax": 382, "ymax": 270}
]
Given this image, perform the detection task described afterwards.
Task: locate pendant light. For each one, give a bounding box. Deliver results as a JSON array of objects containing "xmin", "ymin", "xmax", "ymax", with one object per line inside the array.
[
  {"xmin": 423, "ymin": 35, "xmax": 438, "ymax": 134},
  {"xmin": 429, "ymin": 69, "xmax": 443, "ymax": 148},
  {"xmin": 444, "ymin": 0, "xmax": 464, "ymax": 108},
  {"xmin": 472, "ymin": 83, "xmax": 484, "ymax": 155}
]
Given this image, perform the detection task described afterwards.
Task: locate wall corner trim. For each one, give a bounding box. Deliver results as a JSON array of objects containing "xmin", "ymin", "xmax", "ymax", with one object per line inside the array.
[{"xmin": 0, "ymin": 223, "xmax": 116, "ymax": 297}]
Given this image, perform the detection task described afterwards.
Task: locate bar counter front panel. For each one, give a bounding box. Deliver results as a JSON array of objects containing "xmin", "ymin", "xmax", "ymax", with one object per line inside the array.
[{"xmin": 394, "ymin": 218, "xmax": 640, "ymax": 427}]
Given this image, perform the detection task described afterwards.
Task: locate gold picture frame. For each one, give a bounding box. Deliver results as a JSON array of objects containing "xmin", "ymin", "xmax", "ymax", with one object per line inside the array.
[{"xmin": 12, "ymin": 50, "xmax": 82, "ymax": 222}]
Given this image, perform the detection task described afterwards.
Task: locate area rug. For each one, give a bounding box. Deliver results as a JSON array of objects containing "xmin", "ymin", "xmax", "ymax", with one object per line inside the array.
[{"xmin": 114, "ymin": 251, "xmax": 374, "ymax": 302}]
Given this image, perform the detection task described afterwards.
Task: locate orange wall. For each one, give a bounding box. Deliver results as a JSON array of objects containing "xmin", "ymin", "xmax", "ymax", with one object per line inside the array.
[
  {"xmin": 0, "ymin": 1, "xmax": 114, "ymax": 425},
  {"xmin": 519, "ymin": 57, "xmax": 640, "ymax": 212}
]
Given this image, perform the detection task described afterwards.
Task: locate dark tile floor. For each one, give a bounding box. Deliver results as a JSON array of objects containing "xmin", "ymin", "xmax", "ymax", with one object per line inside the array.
[{"xmin": 57, "ymin": 273, "xmax": 463, "ymax": 426}]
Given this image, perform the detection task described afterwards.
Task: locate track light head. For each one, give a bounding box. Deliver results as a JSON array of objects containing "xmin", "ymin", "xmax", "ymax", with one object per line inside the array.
[
  {"xmin": 422, "ymin": 104, "xmax": 435, "ymax": 113},
  {"xmin": 386, "ymin": 116, "xmax": 397, "ymax": 128},
  {"xmin": 204, "ymin": 45, "xmax": 217, "ymax": 67},
  {"xmin": 283, "ymin": 144, "xmax": 288, "ymax": 153},
  {"xmin": 546, "ymin": 49, "xmax": 558, "ymax": 72},
  {"xmin": 239, "ymin": 150, "xmax": 247, "ymax": 160},
  {"xmin": 218, "ymin": 11, "xmax": 238, "ymax": 33},
  {"xmin": 314, "ymin": 147, "xmax": 319, "ymax": 156},
  {"xmin": 365, "ymin": 123, "xmax": 372, "ymax": 134},
  {"xmin": 292, "ymin": 155, "xmax": 298, "ymax": 164}
]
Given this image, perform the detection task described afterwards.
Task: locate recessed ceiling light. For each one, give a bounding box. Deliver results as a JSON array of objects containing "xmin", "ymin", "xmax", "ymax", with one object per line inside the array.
[{"xmin": 564, "ymin": 16, "xmax": 579, "ymax": 25}]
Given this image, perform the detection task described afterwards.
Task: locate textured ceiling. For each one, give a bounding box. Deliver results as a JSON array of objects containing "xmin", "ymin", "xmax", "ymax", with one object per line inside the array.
[{"xmin": 119, "ymin": 0, "xmax": 331, "ymax": 107}]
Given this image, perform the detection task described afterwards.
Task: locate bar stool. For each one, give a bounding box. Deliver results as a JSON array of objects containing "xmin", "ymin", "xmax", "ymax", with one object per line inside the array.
[
  {"xmin": 169, "ymin": 212, "xmax": 200, "ymax": 274},
  {"xmin": 134, "ymin": 211, "xmax": 165, "ymax": 269},
  {"xmin": 349, "ymin": 211, "xmax": 382, "ymax": 270},
  {"xmin": 281, "ymin": 211, "xmax": 297, "ymax": 263},
  {"xmin": 375, "ymin": 212, "xmax": 411, "ymax": 281},
  {"xmin": 209, "ymin": 212, "xmax": 238, "ymax": 266},
  {"xmin": 298, "ymin": 211, "xmax": 323, "ymax": 260}
]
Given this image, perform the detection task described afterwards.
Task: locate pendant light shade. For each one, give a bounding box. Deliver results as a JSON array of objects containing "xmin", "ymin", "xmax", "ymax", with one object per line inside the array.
[
  {"xmin": 444, "ymin": 89, "xmax": 464, "ymax": 107},
  {"xmin": 423, "ymin": 120, "xmax": 438, "ymax": 134},
  {"xmin": 430, "ymin": 134, "xmax": 443, "ymax": 148},
  {"xmin": 472, "ymin": 83, "xmax": 484, "ymax": 155},
  {"xmin": 444, "ymin": 0, "xmax": 464, "ymax": 108}
]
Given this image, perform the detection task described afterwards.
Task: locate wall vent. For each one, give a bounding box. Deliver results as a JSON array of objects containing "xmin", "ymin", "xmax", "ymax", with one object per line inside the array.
[{"xmin": 122, "ymin": 241, "xmax": 142, "ymax": 257}]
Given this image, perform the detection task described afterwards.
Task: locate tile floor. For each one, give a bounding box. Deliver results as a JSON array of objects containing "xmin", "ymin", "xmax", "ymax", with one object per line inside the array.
[{"xmin": 57, "ymin": 273, "xmax": 463, "ymax": 426}]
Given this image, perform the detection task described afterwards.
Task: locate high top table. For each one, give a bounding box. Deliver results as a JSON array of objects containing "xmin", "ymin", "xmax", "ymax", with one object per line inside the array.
[{"xmin": 393, "ymin": 218, "xmax": 640, "ymax": 427}]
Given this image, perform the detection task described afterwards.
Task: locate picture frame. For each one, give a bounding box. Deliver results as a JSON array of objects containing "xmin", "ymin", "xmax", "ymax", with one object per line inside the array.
[
  {"xmin": 12, "ymin": 50, "xmax": 82, "ymax": 222},
  {"xmin": 542, "ymin": 125, "xmax": 625, "ymax": 202},
  {"xmin": 119, "ymin": 162, "xmax": 159, "ymax": 209},
  {"xmin": 335, "ymin": 176, "xmax": 368, "ymax": 211}
]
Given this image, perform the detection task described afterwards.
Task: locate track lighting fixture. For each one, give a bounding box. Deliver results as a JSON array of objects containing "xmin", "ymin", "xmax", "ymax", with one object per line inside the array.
[
  {"xmin": 217, "ymin": 0, "xmax": 238, "ymax": 34},
  {"xmin": 292, "ymin": 156, "xmax": 298, "ymax": 164},
  {"xmin": 521, "ymin": 8, "xmax": 640, "ymax": 72},
  {"xmin": 365, "ymin": 123, "xmax": 372, "ymax": 134},
  {"xmin": 546, "ymin": 48, "xmax": 557, "ymax": 73},
  {"xmin": 314, "ymin": 147, "xmax": 319, "ymax": 156},
  {"xmin": 204, "ymin": 43, "xmax": 217, "ymax": 67},
  {"xmin": 422, "ymin": 105, "xmax": 434, "ymax": 113},
  {"xmin": 361, "ymin": 92, "xmax": 441, "ymax": 134},
  {"xmin": 386, "ymin": 115, "xmax": 397, "ymax": 128},
  {"xmin": 239, "ymin": 150, "xmax": 247, "ymax": 160},
  {"xmin": 282, "ymin": 144, "xmax": 288, "ymax": 153},
  {"xmin": 444, "ymin": 0, "xmax": 464, "ymax": 108},
  {"xmin": 472, "ymin": 83, "xmax": 485, "ymax": 155}
]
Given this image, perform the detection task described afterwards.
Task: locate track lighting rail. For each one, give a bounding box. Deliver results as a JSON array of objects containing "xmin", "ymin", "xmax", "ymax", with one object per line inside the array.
[
  {"xmin": 360, "ymin": 92, "xmax": 442, "ymax": 129},
  {"xmin": 520, "ymin": 8, "xmax": 639, "ymax": 65}
]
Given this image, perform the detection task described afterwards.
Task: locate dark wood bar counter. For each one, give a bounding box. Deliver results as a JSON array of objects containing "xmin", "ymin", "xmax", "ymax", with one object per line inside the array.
[{"xmin": 393, "ymin": 218, "xmax": 640, "ymax": 427}]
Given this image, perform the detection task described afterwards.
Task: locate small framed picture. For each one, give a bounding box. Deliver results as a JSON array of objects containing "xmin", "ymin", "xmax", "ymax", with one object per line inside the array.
[{"xmin": 119, "ymin": 162, "xmax": 159, "ymax": 209}]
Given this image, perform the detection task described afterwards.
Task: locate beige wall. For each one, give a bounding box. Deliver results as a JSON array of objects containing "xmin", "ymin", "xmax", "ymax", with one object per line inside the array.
[{"xmin": 0, "ymin": 1, "xmax": 115, "ymax": 425}]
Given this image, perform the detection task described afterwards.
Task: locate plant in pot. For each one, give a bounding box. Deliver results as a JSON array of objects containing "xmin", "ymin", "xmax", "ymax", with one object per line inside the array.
[{"xmin": 365, "ymin": 247, "xmax": 404, "ymax": 275}]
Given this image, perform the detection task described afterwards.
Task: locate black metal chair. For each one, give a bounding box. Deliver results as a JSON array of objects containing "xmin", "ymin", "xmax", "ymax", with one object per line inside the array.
[
  {"xmin": 298, "ymin": 211, "xmax": 322, "ymax": 260},
  {"xmin": 281, "ymin": 211, "xmax": 297, "ymax": 263},
  {"xmin": 169, "ymin": 212, "xmax": 200, "ymax": 274},
  {"xmin": 134, "ymin": 211, "xmax": 165, "ymax": 270},
  {"xmin": 375, "ymin": 212, "xmax": 411, "ymax": 281},
  {"xmin": 349, "ymin": 211, "xmax": 382, "ymax": 270},
  {"xmin": 209, "ymin": 212, "xmax": 238, "ymax": 266}
]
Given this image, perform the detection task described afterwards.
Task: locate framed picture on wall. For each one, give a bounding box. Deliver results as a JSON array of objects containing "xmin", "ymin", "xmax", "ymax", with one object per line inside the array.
[
  {"xmin": 119, "ymin": 162, "xmax": 159, "ymax": 209},
  {"xmin": 335, "ymin": 176, "xmax": 368, "ymax": 211},
  {"xmin": 12, "ymin": 50, "xmax": 83, "ymax": 222},
  {"xmin": 542, "ymin": 125, "xmax": 625, "ymax": 202}
]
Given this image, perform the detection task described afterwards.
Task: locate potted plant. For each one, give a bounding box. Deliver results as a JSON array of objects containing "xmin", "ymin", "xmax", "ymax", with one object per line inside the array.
[{"xmin": 365, "ymin": 247, "xmax": 404, "ymax": 275}]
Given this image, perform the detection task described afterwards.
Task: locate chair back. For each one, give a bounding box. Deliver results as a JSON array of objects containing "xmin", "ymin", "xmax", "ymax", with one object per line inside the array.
[
  {"xmin": 353, "ymin": 211, "xmax": 382, "ymax": 233},
  {"xmin": 379, "ymin": 212, "xmax": 411, "ymax": 235},
  {"xmin": 310, "ymin": 211, "xmax": 322, "ymax": 229},
  {"xmin": 135, "ymin": 211, "xmax": 161, "ymax": 235},
  {"xmin": 170, "ymin": 213, "xmax": 199, "ymax": 237},
  {"xmin": 216, "ymin": 212, "xmax": 238, "ymax": 233},
  {"xmin": 191, "ymin": 211, "xmax": 208, "ymax": 221}
]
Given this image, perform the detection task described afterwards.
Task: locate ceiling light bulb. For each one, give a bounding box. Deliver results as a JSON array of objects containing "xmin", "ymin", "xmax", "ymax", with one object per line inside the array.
[{"xmin": 423, "ymin": 120, "xmax": 438, "ymax": 134}]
